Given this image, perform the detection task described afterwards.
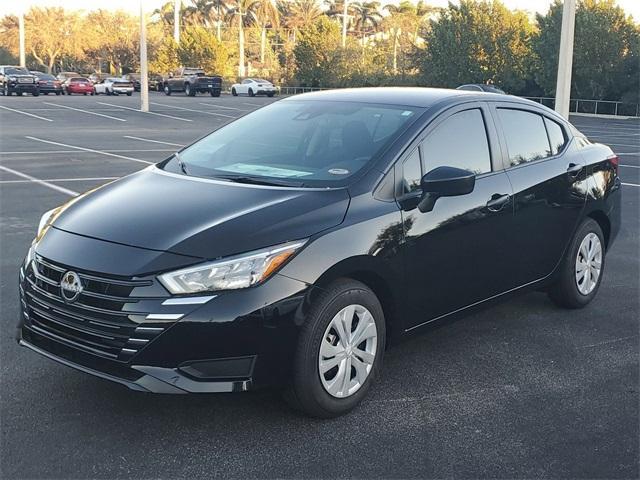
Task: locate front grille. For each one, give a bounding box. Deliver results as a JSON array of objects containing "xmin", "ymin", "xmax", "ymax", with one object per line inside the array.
[{"xmin": 22, "ymin": 255, "xmax": 168, "ymax": 362}]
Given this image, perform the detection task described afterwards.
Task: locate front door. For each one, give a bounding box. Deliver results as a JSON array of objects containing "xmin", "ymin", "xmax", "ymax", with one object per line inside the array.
[{"xmin": 399, "ymin": 104, "xmax": 515, "ymax": 329}]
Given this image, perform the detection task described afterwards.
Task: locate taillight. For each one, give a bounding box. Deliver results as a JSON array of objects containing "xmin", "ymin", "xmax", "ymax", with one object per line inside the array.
[{"xmin": 607, "ymin": 154, "xmax": 619, "ymax": 174}]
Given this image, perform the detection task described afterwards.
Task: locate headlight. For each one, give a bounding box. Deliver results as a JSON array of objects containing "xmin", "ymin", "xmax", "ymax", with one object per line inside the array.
[
  {"xmin": 158, "ymin": 240, "xmax": 306, "ymax": 294},
  {"xmin": 8, "ymin": 76, "xmax": 16, "ymax": 81}
]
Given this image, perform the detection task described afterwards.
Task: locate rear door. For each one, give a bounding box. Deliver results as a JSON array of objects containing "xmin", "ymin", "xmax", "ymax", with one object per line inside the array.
[
  {"xmin": 490, "ymin": 103, "xmax": 587, "ymax": 286},
  {"xmin": 400, "ymin": 103, "xmax": 516, "ymax": 328}
]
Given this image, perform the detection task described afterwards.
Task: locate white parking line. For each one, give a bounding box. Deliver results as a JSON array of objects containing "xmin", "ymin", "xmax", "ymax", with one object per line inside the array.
[
  {"xmin": 242, "ymin": 102, "xmax": 265, "ymax": 107},
  {"xmin": 0, "ymin": 149, "xmax": 175, "ymax": 155},
  {"xmin": 0, "ymin": 105, "xmax": 53, "ymax": 122},
  {"xmin": 25, "ymin": 137, "xmax": 152, "ymax": 165},
  {"xmin": 198, "ymin": 103, "xmax": 249, "ymax": 111},
  {"xmin": 43, "ymin": 102, "xmax": 126, "ymax": 122},
  {"xmin": 123, "ymin": 135, "xmax": 184, "ymax": 147},
  {"xmin": 96, "ymin": 102, "xmax": 192, "ymax": 122},
  {"xmin": 0, "ymin": 176, "xmax": 117, "ymax": 184},
  {"xmin": 620, "ymin": 164, "xmax": 640, "ymax": 168},
  {"xmin": 622, "ymin": 182, "xmax": 639, "ymax": 187},
  {"xmin": 618, "ymin": 152, "xmax": 640, "ymax": 156},
  {"xmin": 151, "ymin": 102, "xmax": 236, "ymax": 118},
  {"xmin": 0, "ymin": 165, "xmax": 78, "ymax": 196}
]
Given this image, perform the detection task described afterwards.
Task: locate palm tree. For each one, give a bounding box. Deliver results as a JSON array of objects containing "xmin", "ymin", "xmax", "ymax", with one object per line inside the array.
[
  {"xmin": 351, "ymin": 1, "xmax": 381, "ymax": 43},
  {"xmin": 253, "ymin": 0, "xmax": 279, "ymax": 64},
  {"xmin": 326, "ymin": 0, "xmax": 358, "ymax": 46},
  {"xmin": 278, "ymin": 0, "xmax": 322, "ymax": 44},
  {"xmin": 383, "ymin": 1, "xmax": 415, "ymax": 74},
  {"xmin": 227, "ymin": 0, "xmax": 257, "ymax": 77}
]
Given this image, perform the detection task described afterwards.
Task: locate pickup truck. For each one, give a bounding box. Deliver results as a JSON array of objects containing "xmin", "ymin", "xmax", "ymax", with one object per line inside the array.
[{"xmin": 163, "ymin": 68, "xmax": 222, "ymax": 97}]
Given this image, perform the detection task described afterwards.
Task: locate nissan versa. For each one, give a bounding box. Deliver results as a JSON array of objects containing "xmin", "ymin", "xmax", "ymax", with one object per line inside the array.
[{"xmin": 18, "ymin": 88, "xmax": 621, "ymax": 418}]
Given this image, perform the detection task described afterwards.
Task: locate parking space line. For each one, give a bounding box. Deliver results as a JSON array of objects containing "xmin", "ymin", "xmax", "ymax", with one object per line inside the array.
[
  {"xmin": 150, "ymin": 102, "xmax": 236, "ymax": 118},
  {"xmin": 242, "ymin": 102, "xmax": 265, "ymax": 107},
  {"xmin": 123, "ymin": 135, "xmax": 184, "ymax": 147},
  {"xmin": 0, "ymin": 176, "xmax": 118, "ymax": 184},
  {"xmin": 25, "ymin": 137, "xmax": 153, "ymax": 165},
  {"xmin": 620, "ymin": 164, "xmax": 639, "ymax": 168},
  {"xmin": 0, "ymin": 165, "xmax": 78, "ymax": 196},
  {"xmin": 622, "ymin": 182, "xmax": 639, "ymax": 187},
  {"xmin": 0, "ymin": 105, "xmax": 53, "ymax": 122},
  {"xmin": 43, "ymin": 102, "xmax": 126, "ymax": 122},
  {"xmin": 618, "ymin": 152, "xmax": 640, "ymax": 156},
  {"xmin": 0, "ymin": 149, "xmax": 175, "ymax": 155},
  {"xmin": 198, "ymin": 103, "xmax": 249, "ymax": 112},
  {"xmin": 96, "ymin": 102, "xmax": 192, "ymax": 122}
]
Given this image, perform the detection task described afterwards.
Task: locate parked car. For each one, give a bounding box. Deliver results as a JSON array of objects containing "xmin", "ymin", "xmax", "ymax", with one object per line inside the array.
[
  {"xmin": 122, "ymin": 73, "xmax": 163, "ymax": 92},
  {"xmin": 0, "ymin": 66, "xmax": 39, "ymax": 96},
  {"xmin": 17, "ymin": 88, "xmax": 620, "ymax": 418},
  {"xmin": 231, "ymin": 78, "xmax": 277, "ymax": 97},
  {"xmin": 457, "ymin": 83, "xmax": 506, "ymax": 94},
  {"xmin": 56, "ymin": 71, "xmax": 80, "ymax": 83},
  {"xmin": 163, "ymin": 67, "xmax": 222, "ymax": 96},
  {"xmin": 88, "ymin": 73, "xmax": 110, "ymax": 85},
  {"xmin": 94, "ymin": 77, "xmax": 134, "ymax": 96},
  {"xmin": 149, "ymin": 74, "xmax": 164, "ymax": 92},
  {"xmin": 63, "ymin": 77, "xmax": 95, "ymax": 95},
  {"xmin": 31, "ymin": 71, "xmax": 63, "ymax": 95}
]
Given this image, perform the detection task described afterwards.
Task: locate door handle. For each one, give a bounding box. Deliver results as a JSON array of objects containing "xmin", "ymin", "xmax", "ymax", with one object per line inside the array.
[
  {"xmin": 566, "ymin": 163, "xmax": 583, "ymax": 177},
  {"xmin": 486, "ymin": 194, "xmax": 510, "ymax": 212}
]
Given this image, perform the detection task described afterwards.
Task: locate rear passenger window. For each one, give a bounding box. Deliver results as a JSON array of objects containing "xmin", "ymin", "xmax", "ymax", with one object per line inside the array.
[
  {"xmin": 401, "ymin": 149, "xmax": 422, "ymax": 194},
  {"xmin": 497, "ymin": 109, "xmax": 551, "ymax": 166},
  {"xmin": 544, "ymin": 117, "xmax": 567, "ymax": 155},
  {"xmin": 421, "ymin": 109, "xmax": 491, "ymax": 175}
]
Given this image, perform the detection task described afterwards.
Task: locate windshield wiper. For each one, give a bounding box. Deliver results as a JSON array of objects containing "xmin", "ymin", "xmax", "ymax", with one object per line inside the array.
[
  {"xmin": 211, "ymin": 175, "xmax": 305, "ymax": 187},
  {"xmin": 174, "ymin": 152, "xmax": 189, "ymax": 176}
]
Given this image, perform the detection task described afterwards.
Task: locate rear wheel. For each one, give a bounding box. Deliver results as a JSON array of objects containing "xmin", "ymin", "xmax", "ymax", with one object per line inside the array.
[
  {"xmin": 548, "ymin": 218, "xmax": 605, "ymax": 309},
  {"xmin": 285, "ymin": 279, "xmax": 385, "ymax": 418},
  {"xmin": 210, "ymin": 89, "xmax": 220, "ymax": 97},
  {"xmin": 231, "ymin": 87, "xmax": 237, "ymax": 96},
  {"xmin": 185, "ymin": 83, "xmax": 196, "ymax": 97},
  {"xmin": 248, "ymin": 88, "xmax": 255, "ymax": 97},
  {"xmin": 126, "ymin": 92, "xmax": 132, "ymax": 96},
  {"xmin": 32, "ymin": 90, "xmax": 39, "ymax": 97},
  {"xmin": 164, "ymin": 84, "xmax": 171, "ymax": 96},
  {"xmin": 267, "ymin": 92, "xmax": 275, "ymax": 97}
]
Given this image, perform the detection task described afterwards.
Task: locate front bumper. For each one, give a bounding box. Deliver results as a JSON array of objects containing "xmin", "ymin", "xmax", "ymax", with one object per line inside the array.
[
  {"xmin": 9, "ymin": 82, "xmax": 37, "ymax": 92},
  {"xmin": 18, "ymin": 230, "xmax": 316, "ymax": 394}
]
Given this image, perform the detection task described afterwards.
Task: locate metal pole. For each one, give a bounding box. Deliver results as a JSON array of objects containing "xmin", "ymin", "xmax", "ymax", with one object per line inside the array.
[
  {"xmin": 19, "ymin": 11, "xmax": 26, "ymax": 68},
  {"xmin": 174, "ymin": 0, "xmax": 180, "ymax": 44},
  {"xmin": 342, "ymin": 0, "xmax": 348, "ymax": 48},
  {"xmin": 140, "ymin": 0, "xmax": 149, "ymax": 112},
  {"xmin": 554, "ymin": 0, "xmax": 576, "ymax": 119}
]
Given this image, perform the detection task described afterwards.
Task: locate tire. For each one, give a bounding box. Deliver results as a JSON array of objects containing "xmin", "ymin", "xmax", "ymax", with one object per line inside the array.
[
  {"xmin": 267, "ymin": 92, "xmax": 275, "ymax": 97},
  {"xmin": 248, "ymin": 88, "xmax": 255, "ymax": 97},
  {"xmin": 185, "ymin": 83, "xmax": 195, "ymax": 97},
  {"xmin": 126, "ymin": 92, "xmax": 132, "ymax": 96},
  {"xmin": 43, "ymin": 92, "xmax": 49, "ymax": 95},
  {"xmin": 83, "ymin": 92, "xmax": 87, "ymax": 95},
  {"xmin": 164, "ymin": 84, "xmax": 171, "ymax": 96},
  {"xmin": 210, "ymin": 89, "xmax": 220, "ymax": 97},
  {"xmin": 17, "ymin": 92, "xmax": 23, "ymax": 96},
  {"xmin": 90, "ymin": 91, "xmax": 95, "ymax": 96},
  {"xmin": 285, "ymin": 279, "xmax": 385, "ymax": 418},
  {"xmin": 66, "ymin": 91, "xmax": 71, "ymax": 96},
  {"xmin": 32, "ymin": 90, "xmax": 39, "ymax": 97},
  {"xmin": 55, "ymin": 92, "xmax": 60, "ymax": 95},
  {"xmin": 231, "ymin": 87, "xmax": 237, "ymax": 96},
  {"xmin": 548, "ymin": 218, "xmax": 605, "ymax": 309}
]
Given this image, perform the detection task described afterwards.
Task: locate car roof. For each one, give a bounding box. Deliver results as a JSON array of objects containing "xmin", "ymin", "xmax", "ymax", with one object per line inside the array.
[{"xmin": 280, "ymin": 87, "xmax": 512, "ymax": 108}]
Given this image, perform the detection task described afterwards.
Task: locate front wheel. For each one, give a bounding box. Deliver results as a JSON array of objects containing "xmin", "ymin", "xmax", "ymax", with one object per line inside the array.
[
  {"xmin": 126, "ymin": 92, "xmax": 132, "ymax": 96},
  {"xmin": 285, "ymin": 279, "xmax": 385, "ymax": 418},
  {"xmin": 248, "ymin": 88, "xmax": 255, "ymax": 97},
  {"xmin": 548, "ymin": 218, "xmax": 605, "ymax": 309},
  {"xmin": 267, "ymin": 92, "xmax": 275, "ymax": 97},
  {"xmin": 32, "ymin": 90, "xmax": 40, "ymax": 97},
  {"xmin": 164, "ymin": 84, "xmax": 171, "ymax": 96},
  {"xmin": 231, "ymin": 87, "xmax": 237, "ymax": 96},
  {"xmin": 185, "ymin": 83, "xmax": 195, "ymax": 97},
  {"xmin": 210, "ymin": 89, "xmax": 220, "ymax": 97}
]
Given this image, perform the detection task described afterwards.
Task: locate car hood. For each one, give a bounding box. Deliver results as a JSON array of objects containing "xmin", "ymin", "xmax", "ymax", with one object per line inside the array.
[{"xmin": 52, "ymin": 167, "xmax": 350, "ymax": 259}]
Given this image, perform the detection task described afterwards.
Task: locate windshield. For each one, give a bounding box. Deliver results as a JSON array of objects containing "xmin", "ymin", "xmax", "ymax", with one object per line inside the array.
[
  {"xmin": 162, "ymin": 100, "xmax": 423, "ymax": 187},
  {"xmin": 6, "ymin": 68, "xmax": 29, "ymax": 75}
]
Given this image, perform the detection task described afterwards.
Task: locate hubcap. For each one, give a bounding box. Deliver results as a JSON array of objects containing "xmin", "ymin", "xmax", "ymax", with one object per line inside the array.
[
  {"xmin": 318, "ymin": 304, "xmax": 377, "ymax": 398},
  {"xmin": 575, "ymin": 232, "xmax": 602, "ymax": 295}
]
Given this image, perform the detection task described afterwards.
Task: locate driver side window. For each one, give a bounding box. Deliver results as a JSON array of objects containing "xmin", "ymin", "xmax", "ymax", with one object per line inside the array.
[{"xmin": 421, "ymin": 109, "xmax": 492, "ymax": 175}]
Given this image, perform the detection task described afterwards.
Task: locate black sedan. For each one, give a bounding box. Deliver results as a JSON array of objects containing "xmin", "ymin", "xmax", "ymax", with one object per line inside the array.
[
  {"xmin": 17, "ymin": 88, "xmax": 621, "ymax": 418},
  {"xmin": 31, "ymin": 71, "xmax": 63, "ymax": 95}
]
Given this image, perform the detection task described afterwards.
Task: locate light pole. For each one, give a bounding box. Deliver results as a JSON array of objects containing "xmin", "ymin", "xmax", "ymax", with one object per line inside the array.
[
  {"xmin": 18, "ymin": 10, "xmax": 26, "ymax": 68},
  {"xmin": 140, "ymin": 0, "xmax": 149, "ymax": 112},
  {"xmin": 341, "ymin": 0, "xmax": 348, "ymax": 48},
  {"xmin": 174, "ymin": 0, "xmax": 180, "ymax": 44},
  {"xmin": 554, "ymin": 0, "xmax": 576, "ymax": 119}
]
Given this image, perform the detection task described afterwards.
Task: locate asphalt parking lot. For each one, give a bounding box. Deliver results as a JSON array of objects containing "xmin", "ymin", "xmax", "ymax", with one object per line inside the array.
[{"xmin": 1, "ymin": 92, "xmax": 638, "ymax": 479}]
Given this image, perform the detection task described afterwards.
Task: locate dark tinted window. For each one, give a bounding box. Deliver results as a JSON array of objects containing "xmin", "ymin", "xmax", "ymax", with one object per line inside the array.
[
  {"xmin": 421, "ymin": 109, "xmax": 491, "ymax": 175},
  {"xmin": 498, "ymin": 109, "xmax": 551, "ymax": 166},
  {"xmin": 544, "ymin": 117, "xmax": 567, "ymax": 155},
  {"xmin": 401, "ymin": 149, "xmax": 422, "ymax": 194}
]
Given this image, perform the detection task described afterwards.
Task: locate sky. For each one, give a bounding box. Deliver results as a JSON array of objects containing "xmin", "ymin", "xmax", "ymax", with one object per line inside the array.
[{"xmin": 1, "ymin": 0, "xmax": 639, "ymax": 19}]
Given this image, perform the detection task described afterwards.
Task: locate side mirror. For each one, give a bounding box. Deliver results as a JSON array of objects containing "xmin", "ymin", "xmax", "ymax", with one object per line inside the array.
[{"xmin": 418, "ymin": 166, "xmax": 476, "ymax": 213}]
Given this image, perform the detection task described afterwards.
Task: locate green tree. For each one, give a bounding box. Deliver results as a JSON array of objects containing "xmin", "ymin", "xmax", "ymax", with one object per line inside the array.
[
  {"xmin": 177, "ymin": 25, "xmax": 233, "ymax": 76},
  {"xmin": 293, "ymin": 16, "xmax": 344, "ymax": 86},
  {"xmin": 418, "ymin": 0, "xmax": 534, "ymax": 93},
  {"xmin": 84, "ymin": 10, "xmax": 140, "ymax": 74},
  {"xmin": 534, "ymin": 0, "xmax": 639, "ymax": 100}
]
